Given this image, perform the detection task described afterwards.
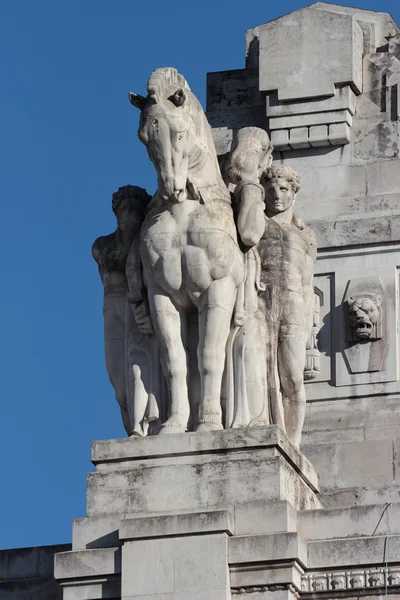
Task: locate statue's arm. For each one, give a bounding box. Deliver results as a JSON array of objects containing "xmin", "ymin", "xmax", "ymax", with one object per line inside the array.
[
  {"xmin": 303, "ymin": 229, "xmax": 317, "ymax": 338},
  {"xmin": 236, "ymin": 182, "xmax": 266, "ymax": 247},
  {"xmin": 125, "ymin": 236, "xmax": 153, "ymax": 335},
  {"xmin": 92, "ymin": 236, "xmax": 107, "ymax": 279}
]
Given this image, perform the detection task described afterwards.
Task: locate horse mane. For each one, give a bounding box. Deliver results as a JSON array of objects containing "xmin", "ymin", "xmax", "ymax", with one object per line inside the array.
[{"xmin": 147, "ymin": 68, "xmax": 191, "ymax": 103}]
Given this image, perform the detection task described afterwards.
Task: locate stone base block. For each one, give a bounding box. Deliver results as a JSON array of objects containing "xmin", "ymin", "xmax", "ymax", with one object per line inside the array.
[
  {"xmin": 56, "ymin": 427, "xmax": 320, "ymax": 600},
  {"xmin": 87, "ymin": 427, "xmax": 320, "ymax": 518}
]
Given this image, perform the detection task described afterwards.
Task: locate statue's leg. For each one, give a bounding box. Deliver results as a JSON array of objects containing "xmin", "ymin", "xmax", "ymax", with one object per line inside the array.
[
  {"xmin": 187, "ymin": 311, "xmax": 200, "ymax": 431},
  {"xmin": 196, "ymin": 277, "xmax": 236, "ymax": 432},
  {"xmin": 277, "ymin": 325, "xmax": 307, "ymax": 448},
  {"xmin": 147, "ymin": 284, "xmax": 190, "ymax": 434}
]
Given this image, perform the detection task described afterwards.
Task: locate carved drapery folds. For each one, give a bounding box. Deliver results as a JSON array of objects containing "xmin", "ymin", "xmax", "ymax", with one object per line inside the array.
[{"xmin": 93, "ymin": 68, "xmax": 317, "ymax": 447}]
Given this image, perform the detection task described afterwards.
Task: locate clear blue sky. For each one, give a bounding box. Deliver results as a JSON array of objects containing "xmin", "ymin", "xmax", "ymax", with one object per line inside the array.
[{"xmin": 1, "ymin": 0, "xmax": 399, "ymax": 550}]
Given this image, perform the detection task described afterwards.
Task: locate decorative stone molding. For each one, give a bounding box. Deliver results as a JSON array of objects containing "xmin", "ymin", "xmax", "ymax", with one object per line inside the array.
[
  {"xmin": 304, "ymin": 288, "xmax": 324, "ymax": 381},
  {"xmin": 268, "ymin": 86, "xmax": 355, "ymax": 150},
  {"xmin": 343, "ymin": 276, "xmax": 387, "ymax": 374},
  {"xmin": 347, "ymin": 294, "xmax": 383, "ymax": 343},
  {"xmin": 232, "ymin": 583, "xmax": 300, "ymax": 596},
  {"xmin": 301, "ymin": 567, "xmax": 400, "ymax": 592}
]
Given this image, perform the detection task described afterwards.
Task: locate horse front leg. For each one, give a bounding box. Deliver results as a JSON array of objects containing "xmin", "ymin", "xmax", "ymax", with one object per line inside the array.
[
  {"xmin": 197, "ymin": 277, "xmax": 237, "ymax": 432},
  {"xmin": 147, "ymin": 283, "xmax": 190, "ymax": 434}
]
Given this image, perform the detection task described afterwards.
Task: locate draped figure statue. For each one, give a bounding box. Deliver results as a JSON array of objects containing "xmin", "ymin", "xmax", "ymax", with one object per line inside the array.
[{"xmin": 92, "ymin": 185, "xmax": 165, "ymax": 437}]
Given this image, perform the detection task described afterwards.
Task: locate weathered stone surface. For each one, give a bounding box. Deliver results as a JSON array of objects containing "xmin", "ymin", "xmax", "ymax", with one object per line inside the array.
[
  {"xmin": 122, "ymin": 534, "xmax": 230, "ymax": 599},
  {"xmin": 54, "ymin": 547, "xmax": 120, "ymax": 579},
  {"xmin": 308, "ymin": 535, "xmax": 400, "ymax": 568},
  {"xmin": 229, "ymin": 532, "xmax": 307, "ymax": 565},
  {"xmin": 119, "ymin": 510, "xmax": 234, "ymax": 540},
  {"xmin": 299, "ymin": 502, "xmax": 400, "ymax": 540},
  {"xmin": 0, "ymin": 545, "xmax": 70, "ymax": 600}
]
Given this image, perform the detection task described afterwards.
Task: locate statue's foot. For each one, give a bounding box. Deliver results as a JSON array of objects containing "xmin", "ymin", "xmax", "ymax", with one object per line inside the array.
[
  {"xmin": 129, "ymin": 426, "xmax": 144, "ymax": 438},
  {"xmin": 196, "ymin": 417, "xmax": 223, "ymax": 433},
  {"xmin": 159, "ymin": 418, "xmax": 187, "ymax": 435}
]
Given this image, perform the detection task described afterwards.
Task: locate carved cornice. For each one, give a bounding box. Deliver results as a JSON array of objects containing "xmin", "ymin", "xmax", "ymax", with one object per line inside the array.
[
  {"xmin": 232, "ymin": 583, "xmax": 299, "ymax": 596},
  {"xmin": 301, "ymin": 567, "xmax": 400, "ymax": 593}
]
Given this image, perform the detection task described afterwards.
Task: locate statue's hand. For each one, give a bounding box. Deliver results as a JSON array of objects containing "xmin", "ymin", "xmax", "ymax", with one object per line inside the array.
[{"xmin": 132, "ymin": 301, "xmax": 154, "ymax": 335}]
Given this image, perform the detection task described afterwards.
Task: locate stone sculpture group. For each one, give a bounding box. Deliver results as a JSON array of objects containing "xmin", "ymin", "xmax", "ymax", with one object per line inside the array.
[{"xmin": 93, "ymin": 67, "xmax": 317, "ymax": 447}]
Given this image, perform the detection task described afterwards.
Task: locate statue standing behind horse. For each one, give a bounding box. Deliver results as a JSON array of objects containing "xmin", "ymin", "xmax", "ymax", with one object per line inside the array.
[{"xmin": 129, "ymin": 68, "xmax": 244, "ymax": 433}]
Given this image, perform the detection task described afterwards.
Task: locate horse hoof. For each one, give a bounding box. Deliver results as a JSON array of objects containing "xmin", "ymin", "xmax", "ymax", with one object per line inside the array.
[
  {"xmin": 196, "ymin": 422, "xmax": 223, "ymax": 433},
  {"xmin": 159, "ymin": 419, "xmax": 186, "ymax": 435},
  {"xmin": 249, "ymin": 420, "xmax": 269, "ymax": 428}
]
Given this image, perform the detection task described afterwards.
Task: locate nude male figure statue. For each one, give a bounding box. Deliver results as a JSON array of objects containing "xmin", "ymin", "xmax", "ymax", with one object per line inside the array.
[{"xmin": 258, "ymin": 165, "xmax": 316, "ymax": 447}]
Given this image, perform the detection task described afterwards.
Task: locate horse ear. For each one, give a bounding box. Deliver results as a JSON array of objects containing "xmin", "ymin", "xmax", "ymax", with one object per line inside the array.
[
  {"xmin": 170, "ymin": 88, "xmax": 187, "ymax": 107},
  {"xmin": 376, "ymin": 295, "xmax": 382, "ymax": 307},
  {"xmin": 129, "ymin": 93, "xmax": 146, "ymax": 110},
  {"xmin": 348, "ymin": 296, "xmax": 354, "ymax": 305}
]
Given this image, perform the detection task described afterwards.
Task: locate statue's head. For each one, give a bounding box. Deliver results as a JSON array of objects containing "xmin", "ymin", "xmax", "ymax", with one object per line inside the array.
[
  {"xmin": 261, "ymin": 165, "xmax": 300, "ymax": 216},
  {"xmin": 347, "ymin": 295, "xmax": 382, "ymax": 341},
  {"xmin": 223, "ymin": 127, "xmax": 273, "ymax": 185},
  {"xmin": 112, "ymin": 185, "xmax": 152, "ymax": 233}
]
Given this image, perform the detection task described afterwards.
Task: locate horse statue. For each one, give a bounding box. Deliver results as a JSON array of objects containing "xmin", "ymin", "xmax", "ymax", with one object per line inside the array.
[{"xmin": 129, "ymin": 68, "xmax": 244, "ymax": 434}]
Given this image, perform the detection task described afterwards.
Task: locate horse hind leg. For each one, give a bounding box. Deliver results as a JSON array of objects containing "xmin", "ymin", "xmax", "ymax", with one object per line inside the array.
[
  {"xmin": 197, "ymin": 277, "xmax": 237, "ymax": 432},
  {"xmin": 147, "ymin": 285, "xmax": 190, "ymax": 434}
]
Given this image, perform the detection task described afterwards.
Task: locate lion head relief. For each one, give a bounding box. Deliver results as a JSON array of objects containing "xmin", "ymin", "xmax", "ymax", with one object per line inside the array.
[{"xmin": 347, "ymin": 294, "xmax": 382, "ymax": 342}]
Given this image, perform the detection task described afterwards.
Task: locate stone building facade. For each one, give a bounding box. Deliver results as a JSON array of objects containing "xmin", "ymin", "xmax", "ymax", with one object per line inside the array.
[{"xmin": 2, "ymin": 3, "xmax": 400, "ymax": 600}]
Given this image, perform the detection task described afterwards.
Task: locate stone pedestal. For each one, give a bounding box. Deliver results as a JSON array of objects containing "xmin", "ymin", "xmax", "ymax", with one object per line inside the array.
[{"xmin": 54, "ymin": 426, "xmax": 320, "ymax": 599}]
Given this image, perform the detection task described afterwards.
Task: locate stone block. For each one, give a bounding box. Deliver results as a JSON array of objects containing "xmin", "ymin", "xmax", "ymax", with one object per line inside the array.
[
  {"xmin": 229, "ymin": 532, "xmax": 307, "ymax": 566},
  {"xmin": 335, "ymin": 439, "xmax": 393, "ymax": 488},
  {"xmin": 73, "ymin": 514, "xmax": 121, "ymax": 550},
  {"xmin": 308, "ymin": 535, "xmax": 400, "ymax": 568},
  {"xmin": 174, "ymin": 534, "xmax": 229, "ymax": 593},
  {"xmin": 87, "ymin": 428, "xmax": 320, "ymax": 519},
  {"xmin": 121, "ymin": 534, "xmax": 229, "ymax": 599},
  {"xmin": 271, "ymin": 129, "xmax": 290, "ymax": 150},
  {"xmin": 122, "ymin": 537, "xmax": 174, "ymax": 596},
  {"xmin": 321, "ymin": 483, "xmax": 400, "ymax": 510},
  {"xmin": 270, "ymin": 110, "xmax": 352, "ymax": 130},
  {"xmin": 231, "ymin": 561, "xmax": 304, "ymax": 590},
  {"xmin": 299, "ymin": 503, "xmax": 400, "ymax": 540},
  {"xmin": 0, "ymin": 544, "xmax": 70, "ymax": 581},
  {"xmin": 63, "ymin": 579, "xmax": 120, "ymax": 600},
  {"xmin": 301, "ymin": 443, "xmax": 337, "ymax": 490},
  {"xmin": 333, "ymin": 213, "xmax": 391, "ymax": 246},
  {"xmin": 328, "ymin": 122, "xmax": 351, "ymax": 145},
  {"xmin": 234, "ymin": 500, "xmax": 297, "ymax": 535},
  {"xmin": 289, "ymin": 128, "xmax": 310, "ymax": 149},
  {"xmin": 309, "ymin": 125, "xmax": 328, "ymax": 147},
  {"xmin": 266, "ymin": 86, "xmax": 357, "ymax": 117},
  {"xmin": 367, "ymin": 159, "xmax": 400, "ymax": 196},
  {"xmin": 314, "ymin": 164, "xmax": 367, "ymax": 200},
  {"xmin": 258, "ymin": 8, "xmax": 363, "ymax": 99},
  {"xmin": 54, "ymin": 547, "xmax": 120, "ymax": 580},
  {"xmin": 119, "ymin": 509, "xmax": 234, "ymax": 540}
]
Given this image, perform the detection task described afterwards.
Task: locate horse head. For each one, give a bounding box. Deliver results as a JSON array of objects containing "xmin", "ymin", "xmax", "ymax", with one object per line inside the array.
[{"xmin": 130, "ymin": 68, "xmax": 225, "ymax": 205}]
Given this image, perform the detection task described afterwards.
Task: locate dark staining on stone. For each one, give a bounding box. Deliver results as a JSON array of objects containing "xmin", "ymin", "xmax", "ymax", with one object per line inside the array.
[{"xmin": 381, "ymin": 74, "xmax": 387, "ymax": 112}]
